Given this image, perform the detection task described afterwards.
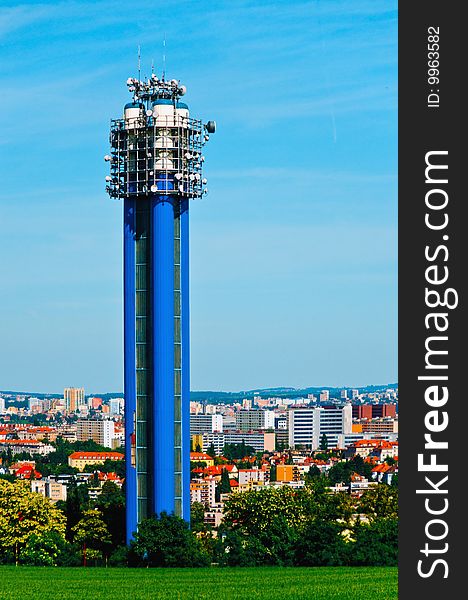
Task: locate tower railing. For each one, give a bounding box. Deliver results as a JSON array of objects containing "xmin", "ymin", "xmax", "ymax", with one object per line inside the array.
[{"xmin": 108, "ymin": 115, "xmax": 206, "ymax": 199}]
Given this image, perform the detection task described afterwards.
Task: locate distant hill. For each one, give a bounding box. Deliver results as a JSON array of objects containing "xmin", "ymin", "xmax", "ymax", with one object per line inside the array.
[
  {"xmin": 1, "ymin": 383, "xmax": 398, "ymax": 404},
  {"xmin": 189, "ymin": 383, "xmax": 398, "ymax": 404}
]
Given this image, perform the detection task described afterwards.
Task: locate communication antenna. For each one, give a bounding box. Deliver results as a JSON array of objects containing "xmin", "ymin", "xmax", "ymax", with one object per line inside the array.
[
  {"xmin": 162, "ymin": 35, "xmax": 166, "ymax": 81},
  {"xmin": 138, "ymin": 45, "xmax": 141, "ymax": 81}
]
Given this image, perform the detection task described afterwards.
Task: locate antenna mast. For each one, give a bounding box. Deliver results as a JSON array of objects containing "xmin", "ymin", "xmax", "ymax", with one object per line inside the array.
[{"xmin": 138, "ymin": 45, "xmax": 141, "ymax": 81}]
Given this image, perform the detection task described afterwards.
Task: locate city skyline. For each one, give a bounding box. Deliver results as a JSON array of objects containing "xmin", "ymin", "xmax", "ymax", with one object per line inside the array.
[{"xmin": 0, "ymin": 0, "xmax": 397, "ymax": 392}]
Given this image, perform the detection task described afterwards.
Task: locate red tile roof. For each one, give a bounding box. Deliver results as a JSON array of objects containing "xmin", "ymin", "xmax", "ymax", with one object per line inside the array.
[
  {"xmin": 15, "ymin": 465, "xmax": 42, "ymax": 479},
  {"xmin": 69, "ymin": 451, "xmax": 124, "ymax": 460},
  {"xmin": 190, "ymin": 452, "xmax": 214, "ymax": 461}
]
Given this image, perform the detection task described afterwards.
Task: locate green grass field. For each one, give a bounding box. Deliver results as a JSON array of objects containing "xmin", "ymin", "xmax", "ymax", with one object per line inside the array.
[{"xmin": 0, "ymin": 566, "xmax": 397, "ymax": 600}]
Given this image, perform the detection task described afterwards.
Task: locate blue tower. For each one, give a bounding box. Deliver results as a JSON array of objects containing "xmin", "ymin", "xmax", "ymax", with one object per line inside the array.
[{"xmin": 105, "ymin": 74, "xmax": 215, "ymax": 543}]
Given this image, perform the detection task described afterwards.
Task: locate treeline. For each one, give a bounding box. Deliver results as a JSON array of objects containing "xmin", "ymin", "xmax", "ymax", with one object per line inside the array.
[
  {"xmin": 213, "ymin": 481, "xmax": 397, "ymax": 567},
  {"xmin": 120, "ymin": 482, "xmax": 398, "ymax": 568},
  {"xmin": 0, "ymin": 478, "xmax": 397, "ymax": 567},
  {"xmin": 0, "ymin": 478, "xmax": 124, "ymax": 566}
]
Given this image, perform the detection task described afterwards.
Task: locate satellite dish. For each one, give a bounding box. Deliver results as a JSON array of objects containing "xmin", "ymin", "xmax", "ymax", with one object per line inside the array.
[
  {"xmin": 179, "ymin": 85, "xmax": 186, "ymax": 96},
  {"xmin": 104, "ymin": 155, "xmax": 111, "ymax": 161},
  {"xmin": 151, "ymin": 185, "xmax": 158, "ymax": 192},
  {"xmin": 105, "ymin": 176, "xmax": 112, "ymax": 181},
  {"xmin": 146, "ymin": 109, "xmax": 153, "ymax": 117},
  {"xmin": 205, "ymin": 121, "xmax": 216, "ymax": 134}
]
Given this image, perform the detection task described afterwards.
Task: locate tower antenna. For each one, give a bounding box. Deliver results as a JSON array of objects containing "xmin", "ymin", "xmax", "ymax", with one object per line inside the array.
[
  {"xmin": 162, "ymin": 34, "xmax": 166, "ymax": 81},
  {"xmin": 138, "ymin": 45, "xmax": 141, "ymax": 81}
]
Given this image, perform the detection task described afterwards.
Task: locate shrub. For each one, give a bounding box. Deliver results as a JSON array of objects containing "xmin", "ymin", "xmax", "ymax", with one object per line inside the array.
[{"xmin": 128, "ymin": 512, "xmax": 210, "ymax": 568}]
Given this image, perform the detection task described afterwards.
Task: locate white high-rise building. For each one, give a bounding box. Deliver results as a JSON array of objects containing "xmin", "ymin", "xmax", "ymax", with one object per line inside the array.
[
  {"xmin": 190, "ymin": 414, "xmax": 223, "ymax": 435},
  {"xmin": 264, "ymin": 410, "xmax": 275, "ymax": 430},
  {"xmin": 235, "ymin": 409, "xmax": 275, "ymax": 431},
  {"xmin": 319, "ymin": 390, "xmax": 330, "ymax": 403},
  {"xmin": 76, "ymin": 420, "xmax": 114, "ymax": 448},
  {"xmin": 0, "ymin": 397, "xmax": 5, "ymax": 414},
  {"xmin": 109, "ymin": 398, "xmax": 124, "ymax": 415},
  {"xmin": 288, "ymin": 405, "xmax": 352, "ymax": 449},
  {"xmin": 28, "ymin": 397, "xmax": 43, "ymax": 413},
  {"xmin": 64, "ymin": 388, "xmax": 85, "ymax": 413}
]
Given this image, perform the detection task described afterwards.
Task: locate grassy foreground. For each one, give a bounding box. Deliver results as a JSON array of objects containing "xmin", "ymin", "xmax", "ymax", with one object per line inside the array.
[{"xmin": 0, "ymin": 566, "xmax": 397, "ymax": 600}]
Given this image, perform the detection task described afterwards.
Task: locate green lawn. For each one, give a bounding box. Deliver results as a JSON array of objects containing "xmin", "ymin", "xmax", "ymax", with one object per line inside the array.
[{"xmin": 0, "ymin": 566, "xmax": 397, "ymax": 599}]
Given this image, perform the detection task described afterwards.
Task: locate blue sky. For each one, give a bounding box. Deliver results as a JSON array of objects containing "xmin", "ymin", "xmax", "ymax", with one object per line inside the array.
[{"xmin": 0, "ymin": 0, "xmax": 397, "ymax": 393}]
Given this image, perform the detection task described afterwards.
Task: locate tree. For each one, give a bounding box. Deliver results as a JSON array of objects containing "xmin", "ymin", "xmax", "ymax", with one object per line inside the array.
[
  {"xmin": 269, "ymin": 463, "xmax": 277, "ymax": 483},
  {"xmin": 219, "ymin": 468, "xmax": 231, "ymax": 494},
  {"xmin": 358, "ymin": 484, "xmax": 398, "ymax": 520},
  {"xmin": 206, "ymin": 443, "xmax": 216, "ymax": 458},
  {"xmin": 246, "ymin": 515, "xmax": 297, "ymax": 566},
  {"xmin": 71, "ymin": 509, "xmax": 112, "ymax": 565},
  {"xmin": 64, "ymin": 480, "xmax": 80, "ymax": 541},
  {"xmin": 0, "ymin": 480, "xmax": 65, "ymax": 564},
  {"xmin": 223, "ymin": 486, "xmax": 307, "ymax": 536},
  {"xmin": 64, "ymin": 477, "xmax": 89, "ymax": 540},
  {"xmin": 319, "ymin": 433, "xmax": 329, "ymax": 452},
  {"xmin": 349, "ymin": 455, "xmax": 373, "ymax": 480},
  {"xmin": 190, "ymin": 502, "xmax": 206, "ymax": 533},
  {"xmin": 99, "ymin": 459, "xmax": 125, "ymax": 478},
  {"xmin": 94, "ymin": 481, "xmax": 125, "ymax": 548},
  {"xmin": 301, "ymin": 478, "xmax": 353, "ymax": 524},
  {"xmin": 327, "ymin": 461, "xmax": 352, "ymax": 485},
  {"xmin": 351, "ymin": 518, "xmax": 398, "ymax": 566},
  {"xmin": 190, "ymin": 461, "xmax": 207, "ymax": 471},
  {"xmin": 294, "ymin": 520, "xmax": 348, "ymax": 566},
  {"xmin": 313, "ymin": 451, "xmax": 329, "ymax": 461},
  {"xmin": 216, "ymin": 529, "xmax": 247, "ymax": 566},
  {"xmin": 128, "ymin": 512, "xmax": 210, "ymax": 567},
  {"xmin": 304, "ymin": 464, "xmax": 321, "ymax": 483},
  {"xmin": 19, "ymin": 531, "xmax": 77, "ymax": 567},
  {"xmin": 215, "ymin": 468, "xmax": 232, "ymax": 502},
  {"xmin": 223, "ymin": 442, "xmax": 255, "ymax": 461}
]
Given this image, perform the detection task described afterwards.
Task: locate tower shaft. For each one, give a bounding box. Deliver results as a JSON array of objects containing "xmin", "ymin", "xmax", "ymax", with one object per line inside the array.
[{"xmin": 124, "ymin": 196, "xmax": 189, "ymax": 542}]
